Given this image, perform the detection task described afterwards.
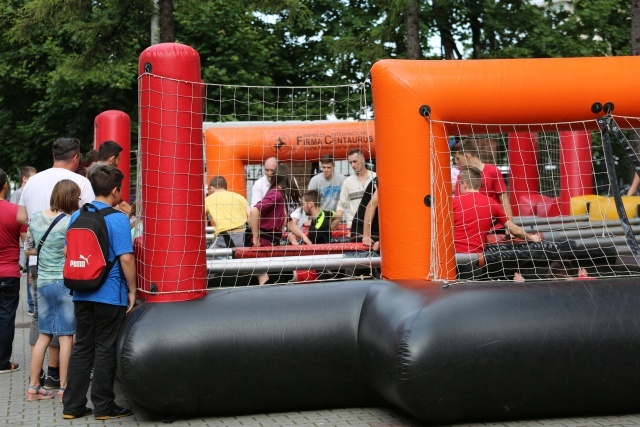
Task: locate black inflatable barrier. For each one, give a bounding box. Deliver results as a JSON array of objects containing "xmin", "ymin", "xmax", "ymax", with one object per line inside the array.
[
  {"xmin": 118, "ymin": 278, "xmax": 640, "ymax": 423},
  {"xmin": 117, "ymin": 281, "xmax": 383, "ymax": 415}
]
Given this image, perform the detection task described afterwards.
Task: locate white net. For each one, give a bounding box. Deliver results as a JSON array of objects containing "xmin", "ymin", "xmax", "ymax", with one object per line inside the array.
[
  {"xmin": 136, "ymin": 70, "xmax": 640, "ymax": 292},
  {"xmin": 136, "ymin": 75, "xmax": 379, "ymax": 292},
  {"xmin": 435, "ymin": 116, "xmax": 640, "ymax": 283}
]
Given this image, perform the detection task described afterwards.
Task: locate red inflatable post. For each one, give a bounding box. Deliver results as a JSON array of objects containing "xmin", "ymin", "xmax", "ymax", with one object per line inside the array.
[
  {"xmin": 508, "ymin": 133, "xmax": 540, "ymax": 217},
  {"xmin": 94, "ymin": 111, "xmax": 131, "ymax": 203},
  {"xmin": 138, "ymin": 43, "xmax": 206, "ymax": 302},
  {"xmin": 558, "ymin": 131, "xmax": 594, "ymax": 215}
]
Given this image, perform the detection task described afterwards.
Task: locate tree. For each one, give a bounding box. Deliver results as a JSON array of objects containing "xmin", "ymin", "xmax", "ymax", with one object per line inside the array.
[
  {"xmin": 0, "ymin": 0, "xmax": 151, "ymax": 172},
  {"xmin": 1, "ymin": 0, "xmax": 637, "ymax": 174},
  {"xmin": 633, "ymin": 0, "xmax": 640, "ymax": 55},
  {"xmin": 160, "ymin": 0, "xmax": 175, "ymax": 42},
  {"xmin": 406, "ymin": 0, "xmax": 421, "ymax": 59}
]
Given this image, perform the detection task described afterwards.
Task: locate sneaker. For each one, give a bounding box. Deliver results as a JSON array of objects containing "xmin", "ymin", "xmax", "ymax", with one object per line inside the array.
[
  {"xmin": 39, "ymin": 369, "xmax": 45, "ymax": 387},
  {"xmin": 62, "ymin": 407, "xmax": 93, "ymax": 419},
  {"xmin": 43, "ymin": 375, "xmax": 60, "ymax": 389},
  {"xmin": 0, "ymin": 362, "xmax": 20, "ymax": 374},
  {"xmin": 27, "ymin": 310, "xmax": 34, "ymax": 316},
  {"xmin": 94, "ymin": 405, "xmax": 133, "ymax": 420}
]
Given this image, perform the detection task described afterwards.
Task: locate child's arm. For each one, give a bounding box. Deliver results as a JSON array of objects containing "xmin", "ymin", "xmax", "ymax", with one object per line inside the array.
[
  {"xmin": 119, "ymin": 253, "xmax": 137, "ymax": 314},
  {"xmin": 500, "ymin": 192, "xmax": 513, "ymax": 219},
  {"xmin": 362, "ymin": 190, "xmax": 379, "ymax": 247},
  {"xmin": 628, "ymin": 173, "xmax": 640, "ymax": 196},
  {"xmin": 505, "ymin": 220, "xmax": 540, "ymax": 243},
  {"xmin": 24, "ymin": 231, "xmax": 36, "ymax": 256},
  {"xmin": 287, "ymin": 218, "xmax": 312, "ymax": 245},
  {"xmin": 249, "ymin": 207, "xmax": 261, "ymax": 247}
]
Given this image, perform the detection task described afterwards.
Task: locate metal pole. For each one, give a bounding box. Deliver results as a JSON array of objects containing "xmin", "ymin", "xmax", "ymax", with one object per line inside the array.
[
  {"xmin": 207, "ymin": 254, "xmax": 380, "ymax": 273},
  {"xmin": 539, "ymin": 226, "xmax": 640, "ymax": 240},
  {"xmin": 530, "ymin": 217, "xmax": 640, "ymax": 232},
  {"xmin": 513, "ymin": 215, "xmax": 590, "ymax": 227}
]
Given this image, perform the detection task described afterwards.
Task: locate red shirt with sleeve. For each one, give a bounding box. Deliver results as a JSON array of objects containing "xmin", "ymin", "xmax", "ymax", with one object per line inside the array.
[
  {"xmin": 453, "ymin": 192, "xmax": 508, "ymax": 254},
  {"xmin": 0, "ymin": 200, "xmax": 27, "ymax": 278},
  {"xmin": 453, "ymin": 164, "xmax": 507, "ymax": 206},
  {"xmin": 479, "ymin": 163, "xmax": 507, "ymax": 206}
]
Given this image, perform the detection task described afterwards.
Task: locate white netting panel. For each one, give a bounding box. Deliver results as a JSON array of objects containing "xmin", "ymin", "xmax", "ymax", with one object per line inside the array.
[
  {"xmin": 432, "ymin": 117, "xmax": 640, "ymax": 283},
  {"xmin": 136, "ymin": 75, "xmax": 378, "ymax": 291}
]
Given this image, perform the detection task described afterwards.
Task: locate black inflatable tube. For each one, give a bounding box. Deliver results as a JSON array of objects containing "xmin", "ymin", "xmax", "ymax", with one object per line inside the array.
[
  {"xmin": 117, "ymin": 281, "xmax": 383, "ymax": 415},
  {"xmin": 118, "ymin": 278, "xmax": 640, "ymax": 423},
  {"xmin": 360, "ymin": 278, "xmax": 640, "ymax": 423}
]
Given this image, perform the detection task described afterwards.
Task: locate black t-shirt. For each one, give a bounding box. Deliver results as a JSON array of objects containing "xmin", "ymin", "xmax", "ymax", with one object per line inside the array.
[
  {"xmin": 350, "ymin": 177, "xmax": 379, "ymax": 238},
  {"xmin": 308, "ymin": 210, "xmax": 333, "ymax": 244}
]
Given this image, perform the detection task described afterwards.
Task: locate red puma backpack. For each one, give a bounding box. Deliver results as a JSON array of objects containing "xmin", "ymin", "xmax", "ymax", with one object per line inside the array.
[{"xmin": 63, "ymin": 203, "xmax": 119, "ymax": 292}]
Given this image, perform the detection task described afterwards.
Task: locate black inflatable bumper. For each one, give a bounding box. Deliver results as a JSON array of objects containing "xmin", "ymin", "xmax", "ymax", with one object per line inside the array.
[{"xmin": 118, "ymin": 278, "xmax": 640, "ymax": 423}]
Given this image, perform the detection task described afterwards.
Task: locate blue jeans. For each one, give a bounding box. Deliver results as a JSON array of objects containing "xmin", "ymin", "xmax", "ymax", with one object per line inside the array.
[
  {"xmin": 37, "ymin": 280, "xmax": 76, "ymax": 336},
  {"xmin": 0, "ymin": 277, "xmax": 20, "ymax": 369}
]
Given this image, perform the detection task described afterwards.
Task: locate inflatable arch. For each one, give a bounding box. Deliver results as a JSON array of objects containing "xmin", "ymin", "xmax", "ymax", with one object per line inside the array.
[
  {"xmin": 205, "ymin": 121, "xmax": 375, "ymax": 197},
  {"xmin": 120, "ymin": 44, "xmax": 640, "ymax": 424},
  {"xmin": 372, "ymin": 57, "xmax": 640, "ymax": 282}
]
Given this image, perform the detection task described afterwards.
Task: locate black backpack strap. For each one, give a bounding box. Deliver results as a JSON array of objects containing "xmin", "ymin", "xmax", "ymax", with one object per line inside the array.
[
  {"xmin": 93, "ymin": 205, "xmax": 121, "ymax": 272},
  {"xmin": 97, "ymin": 206, "xmax": 120, "ymax": 218},
  {"xmin": 81, "ymin": 203, "xmax": 118, "ymax": 216},
  {"xmin": 37, "ymin": 213, "xmax": 66, "ymax": 258}
]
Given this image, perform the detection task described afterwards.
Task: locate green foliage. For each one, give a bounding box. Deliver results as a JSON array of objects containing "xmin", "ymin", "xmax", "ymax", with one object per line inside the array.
[
  {"xmin": 0, "ymin": 0, "xmax": 149, "ymax": 173},
  {"xmin": 0, "ymin": 0, "xmax": 635, "ymax": 176}
]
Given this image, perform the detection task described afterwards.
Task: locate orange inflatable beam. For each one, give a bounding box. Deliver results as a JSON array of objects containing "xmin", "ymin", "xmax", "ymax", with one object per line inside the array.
[
  {"xmin": 205, "ymin": 121, "xmax": 375, "ymax": 195},
  {"xmin": 371, "ymin": 56, "xmax": 640, "ymax": 282}
]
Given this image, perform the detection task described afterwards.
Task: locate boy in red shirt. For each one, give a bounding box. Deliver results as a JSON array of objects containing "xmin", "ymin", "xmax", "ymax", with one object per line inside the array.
[
  {"xmin": 454, "ymin": 167, "xmax": 539, "ymax": 253},
  {"xmin": 451, "ymin": 139, "xmax": 512, "ymax": 219}
]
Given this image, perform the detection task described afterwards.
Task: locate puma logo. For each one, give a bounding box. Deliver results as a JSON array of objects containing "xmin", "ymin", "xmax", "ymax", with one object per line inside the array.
[{"xmin": 79, "ymin": 254, "xmax": 91, "ymax": 265}]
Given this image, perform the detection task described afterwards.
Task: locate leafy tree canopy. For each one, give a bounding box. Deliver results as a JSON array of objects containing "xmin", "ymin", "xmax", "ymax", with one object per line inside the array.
[{"xmin": 0, "ymin": 0, "xmax": 635, "ymax": 178}]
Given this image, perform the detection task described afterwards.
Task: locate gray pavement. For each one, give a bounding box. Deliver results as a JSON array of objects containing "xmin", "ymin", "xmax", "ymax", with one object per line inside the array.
[{"xmin": 3, "ymin": 274, "xmax": 640, "ymax": 427}]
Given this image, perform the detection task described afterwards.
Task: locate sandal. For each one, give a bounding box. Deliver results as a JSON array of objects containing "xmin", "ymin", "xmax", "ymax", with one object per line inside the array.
[
  {"xmin": 58, "ymin": 388, "xmax": 65, "ymax": 403},
  {"xmin": 26, "ymin": 385, "xmax": 55, "ymax": 402}
]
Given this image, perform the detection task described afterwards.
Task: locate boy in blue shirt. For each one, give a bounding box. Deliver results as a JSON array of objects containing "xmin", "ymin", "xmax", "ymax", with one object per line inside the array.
[{"xmin": 62, "ymin": 164, "xmax": 136, "ymax": 420}]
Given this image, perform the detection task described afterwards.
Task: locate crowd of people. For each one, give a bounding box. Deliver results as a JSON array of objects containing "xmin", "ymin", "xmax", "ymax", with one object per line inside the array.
[
  {"xmin": 0, "ymin": 138, "xmax": 136, "ymax": 420},
  {"xmin": 0, "ymin": 136, "xmax": 585, "ymax": 419},
  {"xmin": 204, "ymin": 149, "xmax": 380, "ymax": 283},
  {"xmin": 203, "ymin": 141, "xmax": 550, "ymax": 283},
  {"xmin": 204, "ymin": 139, "xmax": 538, "ymax": 263}
]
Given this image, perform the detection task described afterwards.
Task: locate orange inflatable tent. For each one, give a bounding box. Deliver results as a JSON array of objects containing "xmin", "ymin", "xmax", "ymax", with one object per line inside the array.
[{"xmin": 204, "ymin": 121, "xmax": 375, "ymax": 196}]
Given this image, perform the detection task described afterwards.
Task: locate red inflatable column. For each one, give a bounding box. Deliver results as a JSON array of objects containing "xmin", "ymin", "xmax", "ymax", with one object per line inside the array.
[
  {"xmin": 138, "ymin": 43, "xmax": 206, "ymax": 302},
  {"xmin": 558, "ymin": 131, "xmax": 594, "ymax": 215},
  {"xmin": 94, "ymin": 111, "xmax": 132, "ymax": 203},
  {"xmin": 508, "ymin": 133, "xmax": 540, "ymax": 217}
]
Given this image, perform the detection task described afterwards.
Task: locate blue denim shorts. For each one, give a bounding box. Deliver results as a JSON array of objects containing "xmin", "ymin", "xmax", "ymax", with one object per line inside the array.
[{"xmin": 37, "ymin": 280, "xmax": 75, "ymax": 336}]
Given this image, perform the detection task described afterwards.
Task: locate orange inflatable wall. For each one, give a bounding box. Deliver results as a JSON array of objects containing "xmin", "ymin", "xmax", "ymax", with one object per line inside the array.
[
  {"xmin": 371, "ymin": 56, "xmax": 640, "ymax": 282},
  {"xmin": 204, "ymin": 121, "xmax": 375, "ymax": 196}
]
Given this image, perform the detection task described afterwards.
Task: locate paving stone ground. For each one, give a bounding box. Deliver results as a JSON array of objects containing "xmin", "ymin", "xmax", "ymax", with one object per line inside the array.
[{"xmin": 3, "ymin": 274, "xmax": 640, "ymax": 427}]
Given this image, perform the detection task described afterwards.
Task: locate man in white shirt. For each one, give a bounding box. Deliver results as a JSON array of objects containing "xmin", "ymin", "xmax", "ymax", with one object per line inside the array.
[
  {"xmin": 331, "ymin": 149, "xmax": 376, "ymax": 229},
  {"xmin": 18, "ymin": 138, "xmax": 95, "ymax": 223},
  {"xmin": 16, "ymin": 137, "xmax": 95, "ymax": 390},
  {"xmin": 250, "ymin": 157, "xmax": 277, "ymax": 207}
]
